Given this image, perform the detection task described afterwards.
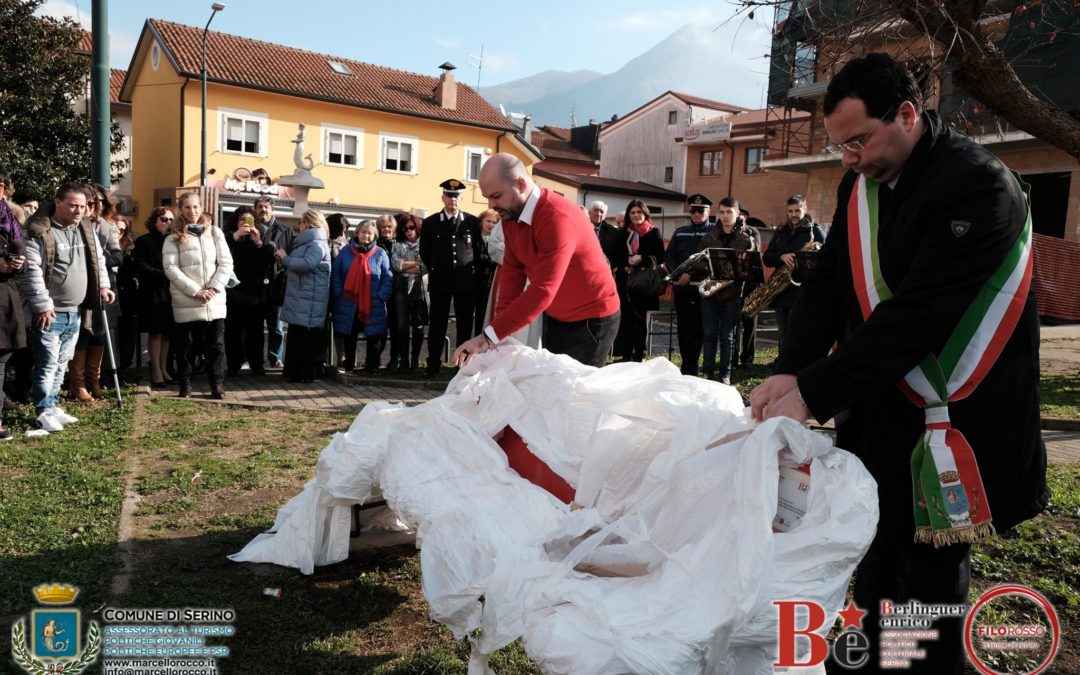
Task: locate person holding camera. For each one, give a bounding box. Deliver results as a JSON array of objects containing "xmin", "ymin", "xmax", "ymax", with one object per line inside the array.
[{"xmin": 225, "ymin": 205, "xmax": 276, "ymax": 376}]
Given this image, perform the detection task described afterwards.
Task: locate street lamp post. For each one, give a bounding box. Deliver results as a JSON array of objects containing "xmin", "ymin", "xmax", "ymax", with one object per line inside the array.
[{"xmin": 200, "ymin": 3, "xmax": 225, "ymax": 187}]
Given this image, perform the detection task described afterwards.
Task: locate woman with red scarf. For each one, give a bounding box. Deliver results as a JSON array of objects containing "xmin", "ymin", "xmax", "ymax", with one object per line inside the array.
[
  {"xmin": 614, "ymin": 199, "xmax": 665, "ymax": 362},
  {"xmin": 330, "ymin": 220, "xmax": 393, "ymax": 373}
]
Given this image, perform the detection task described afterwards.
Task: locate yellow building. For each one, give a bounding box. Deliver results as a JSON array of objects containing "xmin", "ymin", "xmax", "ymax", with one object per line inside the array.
[{"xmin": 120, "ymin": 19, "xmax": 540, "ymax": 231}]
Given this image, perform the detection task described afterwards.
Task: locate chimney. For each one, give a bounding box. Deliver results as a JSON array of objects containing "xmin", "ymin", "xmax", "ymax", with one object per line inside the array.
[
  {"xmin": 434, "ymin": 62, "xmax": 457, "ymax": 111},
  {"xmin": 522, "ymin": 115, "xmax": 533, "ymax": 144}
]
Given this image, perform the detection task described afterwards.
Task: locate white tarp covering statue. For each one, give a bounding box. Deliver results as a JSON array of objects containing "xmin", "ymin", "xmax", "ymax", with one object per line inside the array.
[{"xmin": 231, "ymin": 345, "xmax": 879, "ymax": 674}]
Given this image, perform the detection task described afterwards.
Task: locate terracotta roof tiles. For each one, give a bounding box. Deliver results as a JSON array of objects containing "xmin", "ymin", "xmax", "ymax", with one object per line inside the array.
[
  {"xmin": 110, "ymin": 69, "xmax": 127, "ymax": 105},
  {"xmin": 147, "ymin": 19, "xmax": 515, "ymax": 131},
  {"xmin": 531, "ymin": 126, "xmax": 594, "ymax": 163}
]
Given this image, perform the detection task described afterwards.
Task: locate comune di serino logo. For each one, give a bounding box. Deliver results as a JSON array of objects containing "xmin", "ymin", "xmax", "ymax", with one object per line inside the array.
[{"xmin": 10, "ymin": 582, "xmax": 101, "ymax": 674}]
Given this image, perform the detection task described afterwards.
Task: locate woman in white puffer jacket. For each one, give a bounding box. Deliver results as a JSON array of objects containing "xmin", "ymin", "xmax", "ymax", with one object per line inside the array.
[{"xmin": 163, "ymin": 192, "xmax": 234, "ymax": 399}]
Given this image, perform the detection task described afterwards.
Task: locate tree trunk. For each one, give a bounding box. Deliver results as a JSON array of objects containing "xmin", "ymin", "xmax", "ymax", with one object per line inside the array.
[{"xmin": 892, "ymin": 0, "xmax": 1080, "ymax": 161}]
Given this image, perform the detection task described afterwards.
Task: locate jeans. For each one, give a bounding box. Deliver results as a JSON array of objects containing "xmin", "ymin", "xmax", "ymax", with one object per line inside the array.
[
  {"xmin": 701, "ymin": 297, "xmax": 740, "ymax": 380},
  {"xmin": 735, "ymin": 311, "xmax": 756, "ymax": 365},
  {"xmin": 30, "ymin": 311, "xmax": 81, "ymax": 413},
  {"xmin": 541, "ymin": 310, "xmax": 620, "ymax": 368},
  {"xmin": 265, "ymin": 305, "xmax": 285, "ymax": 365}
]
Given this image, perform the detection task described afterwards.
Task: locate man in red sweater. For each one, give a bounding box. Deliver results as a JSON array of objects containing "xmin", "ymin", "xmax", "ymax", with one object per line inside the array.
[{"xmin": 454, "ymin": 153, "xmax": 620, "ymax": 368}]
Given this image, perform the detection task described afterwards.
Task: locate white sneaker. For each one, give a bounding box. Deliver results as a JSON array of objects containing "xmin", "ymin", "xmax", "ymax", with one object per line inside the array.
[
  {"xmin": 52, "ymin": 407, "xmax": 79, "ymax": 425},
  {"xmin": 37, "ymin": 410, "xmax": 64, "ymax": 433}
]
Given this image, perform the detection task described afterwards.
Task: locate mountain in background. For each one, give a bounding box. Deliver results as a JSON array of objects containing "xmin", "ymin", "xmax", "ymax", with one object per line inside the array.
[
  {"xmin": 480, "ymin": 69, "xmax": 603, "ymax": 109},
  {"xmin": 483, "ymin": 22, "xmax": 771, "ymax": 127}
]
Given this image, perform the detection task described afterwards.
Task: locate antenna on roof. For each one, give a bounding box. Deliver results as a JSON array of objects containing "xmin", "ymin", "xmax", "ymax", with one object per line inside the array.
[
  {"xmin": 569, "ymin": 104, "xmax": 577, "ymax": 129},
  {"xmin": 466, "ymin": 45, "xmax": 484, "ymax": 91}
]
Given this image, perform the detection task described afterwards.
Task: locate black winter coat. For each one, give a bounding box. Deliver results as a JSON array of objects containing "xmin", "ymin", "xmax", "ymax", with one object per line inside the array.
[
  {"xmin": 419, "ymin": 211, "xmax": 483, "ymax": 294},
  {"xmin": 225, "ymin": 225, "xmax": 276, "ymax": 306},
  {"xmin": 776, "ymin": 111, "xmax": 1048, "ymax": 537},
  {"xmin": 762, "ymin": 215, "xmax": 826, "ymax": 308},
  {"xmin": 132, "ymin": 228, "xmax": 173, "ymax": 333},
  {"xmin": 0, "ymin": 226, "xmax": 26, "ymax": 350}
]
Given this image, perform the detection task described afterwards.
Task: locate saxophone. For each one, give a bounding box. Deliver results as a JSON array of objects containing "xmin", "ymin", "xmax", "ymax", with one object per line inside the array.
[{"xmin": 741, "ymin": 240, "xmax": 822, "ymax": 318}]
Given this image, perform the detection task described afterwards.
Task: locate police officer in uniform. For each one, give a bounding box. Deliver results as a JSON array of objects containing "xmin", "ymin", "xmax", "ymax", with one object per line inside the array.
[
  {"xmin": 419, "ymin": 179, "xmax": 483, "ymax": 377},
  {"xmin": 663, "ymin": 193, "xmax": 714, "ymax": 375}
]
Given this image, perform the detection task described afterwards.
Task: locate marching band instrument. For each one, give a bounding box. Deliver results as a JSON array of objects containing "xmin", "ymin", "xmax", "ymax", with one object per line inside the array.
[{"xmin": 741, "ymin": 241, "xmax": 822, "ymax": 318}]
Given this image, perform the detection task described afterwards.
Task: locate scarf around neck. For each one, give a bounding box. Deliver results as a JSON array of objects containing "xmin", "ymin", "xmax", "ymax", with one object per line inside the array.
[
  {"xmin": 343, "ymin": 241, "xmax": 379, "ymax": 322},
  {"xmin": 628, "ymin": 220, "xmax": 653, "ymax": 256}
]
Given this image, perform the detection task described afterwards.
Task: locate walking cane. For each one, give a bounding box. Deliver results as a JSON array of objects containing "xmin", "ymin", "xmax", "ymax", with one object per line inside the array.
[{"xmin": 99, "ymin": 298, "xmax": 124, "ymax": 407}]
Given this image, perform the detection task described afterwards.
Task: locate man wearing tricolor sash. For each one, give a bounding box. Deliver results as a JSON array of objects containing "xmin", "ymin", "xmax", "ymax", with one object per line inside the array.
[{"xmin": 749, "ymin": 54, "xmax": 1048, "ymax": 674}]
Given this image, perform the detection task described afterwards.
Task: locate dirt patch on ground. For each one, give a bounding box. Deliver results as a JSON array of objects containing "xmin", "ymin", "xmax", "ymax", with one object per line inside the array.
[{"xmin": 1041, "ymin": 336, "xmax": 1080, "ymax": 377}]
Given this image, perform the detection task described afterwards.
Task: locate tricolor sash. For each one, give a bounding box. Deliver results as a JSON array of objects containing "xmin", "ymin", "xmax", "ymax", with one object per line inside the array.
[{"xmin": 847, "ymin": 173, "xmax": 1033, "ymax": 546}]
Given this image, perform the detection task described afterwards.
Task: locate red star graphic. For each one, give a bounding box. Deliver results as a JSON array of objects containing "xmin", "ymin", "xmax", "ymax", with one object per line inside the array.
[{"xmin": 838, "ymin": 601, "xmax": 867, "ymax": 630}]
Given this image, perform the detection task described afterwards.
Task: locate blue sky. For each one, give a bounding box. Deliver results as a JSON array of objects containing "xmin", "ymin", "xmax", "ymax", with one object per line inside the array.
[{"xmin": 37, "ymin": 0, "xmax": 773, "ymax": 88}]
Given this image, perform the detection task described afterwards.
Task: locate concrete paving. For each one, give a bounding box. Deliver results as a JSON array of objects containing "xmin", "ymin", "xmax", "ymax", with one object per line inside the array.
[
  {"xmin": 144, "ymin": 365, "xmax": 1079, "ymax": 466},
  {"xmin": 145, "ymin": 370, "xmax": 438, "ymax": 412}
]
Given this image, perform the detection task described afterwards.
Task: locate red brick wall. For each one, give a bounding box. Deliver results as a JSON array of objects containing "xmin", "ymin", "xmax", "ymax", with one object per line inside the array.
[{"xmin": 682, "ymin": 141, "xmax": 808, "ymax": 227}]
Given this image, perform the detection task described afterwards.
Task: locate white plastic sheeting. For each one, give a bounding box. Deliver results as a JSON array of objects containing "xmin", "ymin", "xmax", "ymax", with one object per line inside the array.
[{"xmin": 231, "ymin": 345, "xmax": 878, "ymax": 674}]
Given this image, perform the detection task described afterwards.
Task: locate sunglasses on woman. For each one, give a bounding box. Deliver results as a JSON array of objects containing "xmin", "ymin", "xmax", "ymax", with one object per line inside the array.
[
  {"xmin": 404, "ymin": 226, "xmax": 417, "ymax": 231},
  {"xmin": 159, "ymin": 216, "xmax": 175, "ymax": 223}
]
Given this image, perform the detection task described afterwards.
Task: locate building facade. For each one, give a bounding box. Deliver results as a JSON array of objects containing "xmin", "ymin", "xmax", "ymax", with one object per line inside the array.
[
  {"xmin": 764, "ymin": 1, "xmax": 1080, "ymax": 241},
  {"xmin": 120, "ymin": 20, "xmax": 539, "ymax": 230},
  {"xmin": 680, "ymin": 107, "xmax": 811, "ymax": 228},
  {"xmin": 599, "ymin": 92, "xmax": 747, "ymax": 193}
]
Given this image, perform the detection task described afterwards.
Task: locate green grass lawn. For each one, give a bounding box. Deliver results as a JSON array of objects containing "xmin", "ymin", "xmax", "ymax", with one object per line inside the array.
[
  {"xmin": 1, "ymin": 366, "xmax": 1076, "ymax": 673},
  {"xmin": 1041, "ymin": 373, "xmax": 1080, "ymax": 419},
  {"xmin": 0, "ymin": 393, "xmax": 134, "ymax": 617}
]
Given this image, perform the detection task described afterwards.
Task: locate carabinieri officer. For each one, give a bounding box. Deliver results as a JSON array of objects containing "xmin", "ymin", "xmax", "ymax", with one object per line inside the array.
[
  {"xmin": 664, "ymin": 193, "xmax": 714, "ymax": 375},
  {"xmin": 419, "ymin": 178, "xmax": 483, "ymax": 377}
]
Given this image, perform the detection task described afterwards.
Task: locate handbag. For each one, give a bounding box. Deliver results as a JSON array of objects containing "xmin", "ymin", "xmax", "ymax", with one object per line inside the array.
[
  {"xmin": 408, "ymin": 275, "xmax": 429, "ymax": 327},
  {"xmin": 626, "ymin": 263, "xmax": 667, "ymax": 298}
]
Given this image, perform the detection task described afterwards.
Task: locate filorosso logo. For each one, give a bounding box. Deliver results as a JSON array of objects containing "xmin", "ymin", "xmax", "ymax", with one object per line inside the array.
[
  {"xmin": 10, "ymin": 583, "xmax": 101, "ymax": 674},
  {"xmin": 964, "ymin": 584, "xmax": 1061, "ymax": 675}
]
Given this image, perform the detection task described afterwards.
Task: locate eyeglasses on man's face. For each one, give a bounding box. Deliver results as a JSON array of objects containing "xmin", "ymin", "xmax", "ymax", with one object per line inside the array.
[
  {"xmin": 824, "ymin": 105, "xmax": 898, "ymax": 157},
  {"xmin": 689, "ymin": 206, "xmax": 707, "ymax": 214}
]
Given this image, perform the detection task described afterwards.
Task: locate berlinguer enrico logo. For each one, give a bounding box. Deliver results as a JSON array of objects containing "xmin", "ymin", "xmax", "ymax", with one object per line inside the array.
[{"xmin": 10, "ymin": 583, "xmax": 101, "ymax": 674}]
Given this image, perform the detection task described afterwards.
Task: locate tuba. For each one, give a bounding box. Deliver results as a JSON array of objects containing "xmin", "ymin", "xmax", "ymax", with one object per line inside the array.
[{"xmin": 741, "ymin": 240, "xmax": 822, "ymax": 318}]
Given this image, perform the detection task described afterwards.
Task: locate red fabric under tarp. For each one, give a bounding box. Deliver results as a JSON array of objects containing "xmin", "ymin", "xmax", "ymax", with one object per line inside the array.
[
  {"xmin": 497, "ymin": 427, "xmax": 575, "ymax": 504},
  {"xmin": 1033, "ymin": 233, "xmax": 1080, "ymax": 322},
  {"xmin": 488, "ymin": 270, "xmax": 575, "ymax": 504}
]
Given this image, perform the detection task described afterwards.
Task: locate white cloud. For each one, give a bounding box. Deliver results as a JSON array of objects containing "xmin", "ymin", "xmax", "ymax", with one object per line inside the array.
[
  {"xmin": 613, "ymin": 7, "xmax": 718, "ymax": 32},
  {"xmin": 110, "ymin": 30, "xmax": 140, "ymax": 69},
  {"xmin": 33, "ymin": 0, "xmax": 139, "ymax": 68},
  {"xmin": 479, "ymin": 52, "xmax": 519, "ymax": 75},
  {"xmin": 35, "ymin": 0, "xmax": 89, "ymax": 26}
]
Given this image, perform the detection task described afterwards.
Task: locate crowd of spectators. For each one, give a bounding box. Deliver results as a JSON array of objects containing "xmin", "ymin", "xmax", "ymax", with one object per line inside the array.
[{"xmin": 0, "ymin": 166, "xmax": 807, "ymax": 439}]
